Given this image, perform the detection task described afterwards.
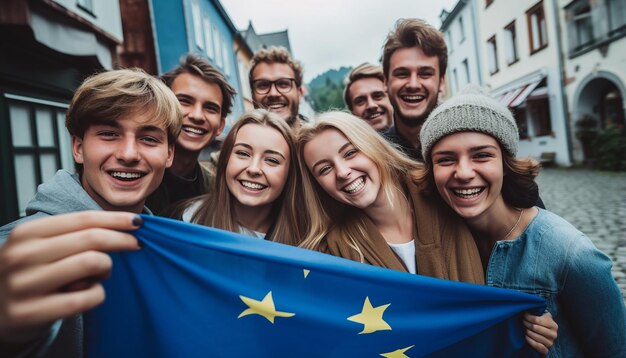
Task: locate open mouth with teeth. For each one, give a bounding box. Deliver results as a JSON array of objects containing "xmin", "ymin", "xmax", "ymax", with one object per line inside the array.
[
  {"xmin": 182, "ymin": 125, "xmax": 208, "ymax": 136},
  {"xmin": 240, "ymin": 180, "xmax": 268, "ymax": 191},
  {"xmin": 452, "ymin": 187, "xmax": 485, "ymax": 199},
  {"xmin": 365, "ymin": 111, "xmax": 384, "ymax": 120},
  {"xmin": 266, "ymin": 103, "xmax": 287, "ymax": 111},
  {"xmin": 109, "ymin": 171, "xmax": 146, "ymax": 181},
  {"xmin": 342, "ymin": 176, "xmax": 365, "ymax": 194},
  {"xmin": 400, "ymin": 94, "xmax": 425, "ymax": 104}
]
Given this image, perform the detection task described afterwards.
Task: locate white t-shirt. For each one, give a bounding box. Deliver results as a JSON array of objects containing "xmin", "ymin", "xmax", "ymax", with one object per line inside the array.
[
  {"xmin": 182, "ymin": 201, "xmax": 265, "ymax": 239},
  {"xmin": 388, "ymin": 240, "xmax": 416, "ymax": 274}
]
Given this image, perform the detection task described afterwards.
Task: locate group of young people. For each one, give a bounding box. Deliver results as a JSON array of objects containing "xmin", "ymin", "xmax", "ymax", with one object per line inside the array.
[{"xmin": 0, "ymin": 17, "xmax": 624, "ymax": 358}]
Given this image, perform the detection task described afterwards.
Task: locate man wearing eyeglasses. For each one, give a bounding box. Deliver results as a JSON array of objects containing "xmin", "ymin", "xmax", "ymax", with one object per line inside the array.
[{"xmin": 248, "ymin": 47, "xmax": 307, "ymax": 129}]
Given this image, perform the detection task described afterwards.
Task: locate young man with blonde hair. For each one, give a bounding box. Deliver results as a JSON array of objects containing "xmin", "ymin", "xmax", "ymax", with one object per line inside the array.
[
  {"xmin": 146, "ymin": 53, "xmax": 236, "ymax": 215},
  {"xmin": 249, "ymin": 47, "xmax": 308, "ymax": 129},
  {"xmin": 382, "ymin": 18, "xmax": 447, "ymax": 160},
  {"xmin": 0, "ymin": 68, "xmax": 182, "ymax": 357},
  {"xmin": 344, "ymin": 63, "xmax": 394, "ymax": 131}
]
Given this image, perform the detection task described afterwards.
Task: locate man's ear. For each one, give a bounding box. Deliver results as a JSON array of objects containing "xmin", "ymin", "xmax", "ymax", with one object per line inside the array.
[
  {"xmin": 166, "ymin": 143, "xmax": 175, "ymax": 168},
  {"xmin": 72, "ymin": 136, "xmax": 84, "ymax": 164},
  {"xmin": 438, "ymin": 75, "xmax": 446, "ymax": 93},
  {"xmin": 216, "ymin": 118, "xmax": 226, "ymax": 137}
]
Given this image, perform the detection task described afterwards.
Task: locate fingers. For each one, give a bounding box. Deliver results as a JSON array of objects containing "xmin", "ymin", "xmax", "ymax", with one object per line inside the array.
[
  {"xmin": 525, "ymin": 335, "xmax": 549, "ymax": 357},
  {"xmin": 7, "ymin": 211, "xmax": 141, "ymax": 243},
  {"xmin": 3, "ymin": 282, "xmax": 105, "ymax": 328},
  {"xmin": 7, "ymin": 251, "xmax": 113, "ymax": 297},
  {"xmin": 2, "ymin": 228, "xmax": 138, "ymax": 269},
  {"xmin": 523, "ymin": 312, "xmax": 558, "ymax": 356}
]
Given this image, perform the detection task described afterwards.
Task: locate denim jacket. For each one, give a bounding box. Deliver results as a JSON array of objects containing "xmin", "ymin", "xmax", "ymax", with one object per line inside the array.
[{"xmin": 486, "ymin": 208, "xmax": 626, "ymax": 357}]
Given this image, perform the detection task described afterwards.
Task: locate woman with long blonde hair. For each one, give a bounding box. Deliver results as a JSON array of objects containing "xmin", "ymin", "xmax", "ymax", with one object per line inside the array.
[
  {"xmin": 297, "ymin": 111, "xmax": 483, "ymax": 281},
  {"xmin": 170, "ymin": 109, "xmax": 303, "ymax": 245}
]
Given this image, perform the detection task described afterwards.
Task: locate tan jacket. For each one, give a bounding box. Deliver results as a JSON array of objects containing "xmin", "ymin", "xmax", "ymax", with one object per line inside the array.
[{"xmin": 317, "ymin": 178, "xmax": 484, "ymax": 284}]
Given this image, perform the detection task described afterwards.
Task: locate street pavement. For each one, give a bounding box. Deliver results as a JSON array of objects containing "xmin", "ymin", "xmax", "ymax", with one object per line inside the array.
[{"xmin": 536, "ymin": 168, "xmax": 626, "ymax": 299}]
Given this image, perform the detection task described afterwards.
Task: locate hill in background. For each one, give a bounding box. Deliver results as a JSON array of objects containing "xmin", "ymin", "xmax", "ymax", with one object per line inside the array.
[{"xmin": 307, "ymin": 66, "xmax": 352, "ymax": 112}]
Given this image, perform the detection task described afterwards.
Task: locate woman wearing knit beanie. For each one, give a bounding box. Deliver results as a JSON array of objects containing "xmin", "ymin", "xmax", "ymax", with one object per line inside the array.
[
  {"xmin": 420, "ymin": 85, "xmax": 626, "ymax": 357},
  {"xmin": 297, "ymin": 110, "xmax": 554, "ymax": 356}
]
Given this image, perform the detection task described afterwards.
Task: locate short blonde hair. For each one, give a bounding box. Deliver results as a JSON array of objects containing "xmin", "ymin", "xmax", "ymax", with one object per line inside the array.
[
  {"xmin": 66, "ymin": 68, "xmax": 182, "ymax": 144},
  {"xmin": 65, "ymin": 68, "xmax": 182, "ymax": 174},
  {"xmin": 344, "ymin": 63, "xmax": 385, "ymax": 110}
]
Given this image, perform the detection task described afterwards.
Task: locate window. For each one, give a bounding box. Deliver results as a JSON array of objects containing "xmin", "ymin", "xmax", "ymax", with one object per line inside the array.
[
  {"xmin": 608, "ymin": 0, "xmax": 626, "ymax": 33},
  {"xmin": 77, "ymin": 0, "xmax": 94, "ymax": 13},
  {"xmin": 238, "ymin": 59, "xmax": 252, "ymax": 99},
  {"xmin": 459, "ymin": 16, "xmax": 466, "ymax": 42},
  {"xmin": 513, "ymin": 108, "xmax": 529, "ymax": 139},
  {"xmin": 222, "ymin": 37, "xmax": 231, "ymax": 76},
  {"xmin": 453, "ymin": 68, "xmax": 459, "ymax": 93},
  {"xmin": 203, "ymin": 17, "xmax": 215, "ymax": 59},
  {"xmin": 191, "ymin": 0, "xmax": 204, "ymax": 49},
  {"xmin": 446, "ymin": 31, "xmax": 454, "ymax": 52},
  {"xmin": 527, "ymin": 1, "xmax": 548, "ymax": 53},
  {"xmin": 487, "ymin": 35, "xmax": 499, "ymax": 75},
  {"xmin": 504, "ymin": 21, "xmax": 519, "ymax": 65},
  {"xmin": 462, "ymin": 59, "xmax": 470, "ymax": 85},
  {"xmin": 3, "ymin": 94, "xmax": 71, "ymax": 218},
  {"xmin": 528, "ymin": 97, "xmax": 552, "ymax": 136},
  {"xmin": 486, "ymin": 0, "xmax": 494, "ymax": 8},
  {"xmin": 213, "ymin": 25, "xmax": 222, "ymax": 68},
  {"xmin": 573, "ymin": 5, "xmax": 594, "ymax": 50}
]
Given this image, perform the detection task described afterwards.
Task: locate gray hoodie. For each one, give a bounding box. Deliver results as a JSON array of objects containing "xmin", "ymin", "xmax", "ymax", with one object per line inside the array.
[
  {"xmin": 0, "ymin": 170, "xmax": 101, "ymax": 241},
  {"xmin": 0, "ymin": 170, "xmax": 151, "ymax": 358}
]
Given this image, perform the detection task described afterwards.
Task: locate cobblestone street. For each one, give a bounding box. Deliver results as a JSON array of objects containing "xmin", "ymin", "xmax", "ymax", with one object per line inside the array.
[{"xmin": 536, "ymin": 168, "xmax": 626, "ymax": 299}]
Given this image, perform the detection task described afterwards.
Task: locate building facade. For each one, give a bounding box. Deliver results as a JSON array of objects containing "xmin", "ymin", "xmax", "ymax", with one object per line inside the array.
[
  {"xmin": 149, "ymin": 0, "xmax": 245, "ymax": 123},
  {"xmin": 440, "ymin": 0, "xmax": 485, "ymax": 98},
  {"xmin": 0, "ymin": 0, "xmax": 123, "ymax": 225},
  {"xmin": 559, "ymin": 0, "xmax": 626, "ymax": 163},
  {"xmin": 476, "ymin": 0, "xmax": 572, "ymax": 165}
]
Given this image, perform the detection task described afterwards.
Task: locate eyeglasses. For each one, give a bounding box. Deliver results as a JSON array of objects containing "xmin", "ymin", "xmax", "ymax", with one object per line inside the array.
[{"xmin": 252, "ymin": 78, "xmax": 296, "ymax": 95}]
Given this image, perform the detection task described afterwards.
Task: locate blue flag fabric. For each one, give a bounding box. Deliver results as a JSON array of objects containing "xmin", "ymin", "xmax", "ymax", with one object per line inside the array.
[{"xmin": 84, "ymin": 215, "xmax": 545, "ymax": 357}]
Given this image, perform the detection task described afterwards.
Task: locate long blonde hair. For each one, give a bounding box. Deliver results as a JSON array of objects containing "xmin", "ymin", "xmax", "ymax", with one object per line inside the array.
[
  {"xmin": 297, "ymin": 111, "xmax": 422, "ymax": 258},
  {"xmin": 172, "ymin": 109, "xmax": 304, "ymax": 246}
]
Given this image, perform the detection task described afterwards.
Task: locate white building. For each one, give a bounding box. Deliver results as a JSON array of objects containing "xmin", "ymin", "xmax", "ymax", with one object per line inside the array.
[
  {"xmin": 559, "ymin": 0, "xmax": 626, "ymax": 163},
  {"xmin": 476, "ymin": 0, "xmax": 572, "ymax": 165},
  {"xmin": 440, "ymin": 0, "xmax": 485, "ymax": 98}
]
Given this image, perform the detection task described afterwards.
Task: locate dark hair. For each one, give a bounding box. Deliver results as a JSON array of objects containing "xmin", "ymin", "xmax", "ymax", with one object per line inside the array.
[
  {"xmin": 382, "ymin": 18, "xmax": 448, "ymax": 79},
  {"xmin": 161, "ymin": 53, "xmax": 236, "ymax": 116},
  {"xmin": 501, "ymin": 155, "xmax": 541, "ymax": 208}
]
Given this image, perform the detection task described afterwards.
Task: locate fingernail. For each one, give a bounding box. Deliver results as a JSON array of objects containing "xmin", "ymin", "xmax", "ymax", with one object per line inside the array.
[{"xmin": 132, "ymin": 215, "xmax": 143, "ymax": 228}]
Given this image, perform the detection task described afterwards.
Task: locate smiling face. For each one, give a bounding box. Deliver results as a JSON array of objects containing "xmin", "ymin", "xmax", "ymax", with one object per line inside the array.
[
  {"xmin": 303, "ymin": 128, "xmax": 384, "ymax": 210},
  {"xmin": 348, "ymin": 77, "xmax": 394, "ymax": 131},
  {"xmin": 225, "ymin": 123, "xmax": 290, "ymax": 212},
  {"xmin": 73, "ymin": 113, "xmax": 174, "ymax": 213},
  {"xmin": 431, "ymin": 132, "xmax": 506, "ymax": 221},
  {"xmin": 251, "ymin": 62, "xmax": 303, "ymax": 122},
  {"xmin": 170, "ymin": 72, "xmax": 225, "ymax": 154},
  {"xmin": 386, "ymin": 47, "xmax": 444, "ymax": 129}
]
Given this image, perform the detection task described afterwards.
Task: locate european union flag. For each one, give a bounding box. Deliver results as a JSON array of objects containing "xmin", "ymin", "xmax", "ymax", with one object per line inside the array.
[{"xmin": 85, "ymin": 215, "xmax": 545, "ymax": 357}]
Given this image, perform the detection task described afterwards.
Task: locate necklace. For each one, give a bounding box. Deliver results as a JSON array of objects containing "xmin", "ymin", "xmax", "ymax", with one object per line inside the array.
[{"xmin": 503, "ymin": 209, "xmax": 524, "ymax": 240}]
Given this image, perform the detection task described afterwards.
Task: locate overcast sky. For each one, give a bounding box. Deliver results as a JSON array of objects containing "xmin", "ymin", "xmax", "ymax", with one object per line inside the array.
[{"xmin": 220, "ymin": 0, "xmax": 458, "ymax": 83}]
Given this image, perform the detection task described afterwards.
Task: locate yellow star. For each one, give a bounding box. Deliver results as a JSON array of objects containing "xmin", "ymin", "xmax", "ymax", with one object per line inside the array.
[
  {"xmin": 238, "ymin": 291, "xmax": 295, "ymax": 324},
  {"xmin": 347, "ymin": 296, "xmax": 392, "ymax": 334},
  {"xmin": 303, "ymin": 269, "xmax": 310, "ymax": 278},
  {"xmin": 380, "ymin": 345, "xmax": 415, "ymax": 358}
]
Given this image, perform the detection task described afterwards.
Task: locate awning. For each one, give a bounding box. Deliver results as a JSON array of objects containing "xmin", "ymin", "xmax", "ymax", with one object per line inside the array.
[{"xmin": 496, "ymin": 77, "xmax": 544, "ymax": 108}]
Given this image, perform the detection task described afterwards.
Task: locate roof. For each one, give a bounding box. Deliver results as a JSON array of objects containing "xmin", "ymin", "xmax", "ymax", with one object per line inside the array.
[{"xmin": 241, "ymin": 21, "xmax": 292, "ymax": 54}]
